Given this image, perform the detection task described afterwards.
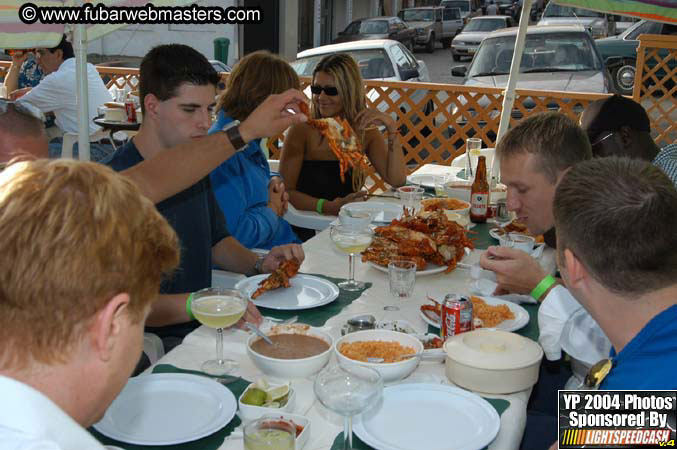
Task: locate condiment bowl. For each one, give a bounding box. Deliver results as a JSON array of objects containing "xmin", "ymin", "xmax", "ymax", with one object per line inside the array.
[
  {"xmin": 338, "ymin": 207, "xmax": 373, "ymax": 230},
  {"xmin": 246, "ymin": 325, "xmax": 333, "ymax": 379},
  {"xmin": 334, "ymin": 329, "xmax": 424, "ymax": 383},
  {"xmin": 498, "ymin": 233, "xmax": 535, "ymax": 253},
  {"xmin": 260, "ymin": 412, "xmax": 311, "ymax": 450},
  {"xmin": 238, "ymin": 382, "xmax": 296, "ymax": 422}
]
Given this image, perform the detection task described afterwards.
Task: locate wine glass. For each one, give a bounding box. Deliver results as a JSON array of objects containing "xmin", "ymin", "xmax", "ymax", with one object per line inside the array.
[
  {"xmin": 314, "ymin": 365, "xmax": 383, "ymax": 450},
  {"xmin": 191, "ymin": 287, "xmax": 248, "ymax": 376},
  {"xmin": 330, "ymin": 224, "xmax": 373, "ymax": 291}
]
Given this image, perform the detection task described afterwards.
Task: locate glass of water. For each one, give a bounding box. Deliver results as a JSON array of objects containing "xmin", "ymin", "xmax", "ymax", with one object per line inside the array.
[
  {"xmin": 397, "ymin": 186, "xmax": 424, "ymax": 214},
  {"xmin": 433, "ymin": 174, "xmax": 448, "ymax": 197},
  {"xmin": 466, "ymin": 138, "xmax": 482, "ymax": 177},
  {"xmin": 388, "ymin": 259, "xmax": 416, "ymax": 299}
]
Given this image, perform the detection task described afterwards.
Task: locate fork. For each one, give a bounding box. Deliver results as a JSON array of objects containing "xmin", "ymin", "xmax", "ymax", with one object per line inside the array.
[{"xmin": 264, "ymin": 315, "xmax": 298, "ymax": 325}]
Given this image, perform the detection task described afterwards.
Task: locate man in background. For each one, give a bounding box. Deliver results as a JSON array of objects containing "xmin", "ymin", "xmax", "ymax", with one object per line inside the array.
[
  {"xmin": 0, "ymin": 159, "xmax": 180, "ymax": 447},
  {"xmin": 580, "ymin": 94, "xmax": 677, "ymax": 184}
]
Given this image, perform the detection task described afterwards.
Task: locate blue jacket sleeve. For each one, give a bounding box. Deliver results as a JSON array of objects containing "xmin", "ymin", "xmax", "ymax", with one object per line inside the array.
[{"xmin": 209, "ymin": 111, "xmax": 280, "ymax": 249}]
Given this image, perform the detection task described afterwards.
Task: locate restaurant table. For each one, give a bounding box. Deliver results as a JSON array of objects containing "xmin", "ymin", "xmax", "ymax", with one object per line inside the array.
[
  {"xmin": 96, "ymin": 199, "xmax": 556, "ymax": 450},
  {"xmin": 93, "ymin": 117, "xmax": 140, "ymax": 149}
]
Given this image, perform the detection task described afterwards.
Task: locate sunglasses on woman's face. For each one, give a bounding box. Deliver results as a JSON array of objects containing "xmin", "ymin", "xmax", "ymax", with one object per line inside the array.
[{"xmin": 310, "ymin": 85, "xmax": 339, "ymax": 96}]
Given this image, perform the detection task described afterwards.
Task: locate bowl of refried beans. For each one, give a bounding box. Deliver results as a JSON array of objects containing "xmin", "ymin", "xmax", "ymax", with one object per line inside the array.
[{"xmin": 246, "ymin": 324, "xmax": 333, "ymax": 379}]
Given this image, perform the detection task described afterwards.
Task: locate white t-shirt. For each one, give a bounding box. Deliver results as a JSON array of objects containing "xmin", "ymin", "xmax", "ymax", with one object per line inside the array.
[
  {"xmin": 18, "ymin": 58, "xmax": 112, "ymax": 135},
  {"xmin": 0, "ymin": 375, "xmax": 107, "ymax": 450}
]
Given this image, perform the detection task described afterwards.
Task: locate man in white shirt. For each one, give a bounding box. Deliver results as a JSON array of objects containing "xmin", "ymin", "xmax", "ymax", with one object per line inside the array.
[
  {"xmin": 0, "ymin": 159, "xmax": 180, "ymax": 449},
  {"xmin": 486, "ymin": 1, "xmax": 499, "ymax": 15},
  {"xmin": 10, "ymin": 35, "xmax": 114, "ymax": 162}
]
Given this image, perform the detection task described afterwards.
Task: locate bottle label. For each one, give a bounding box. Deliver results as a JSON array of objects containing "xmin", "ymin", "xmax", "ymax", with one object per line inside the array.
[{"xmin": 470, "ymin": 192, "xmax": 489, "ymax": 216}]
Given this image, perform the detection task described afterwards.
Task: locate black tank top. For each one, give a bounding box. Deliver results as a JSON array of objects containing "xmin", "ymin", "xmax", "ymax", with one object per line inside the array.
[{"xmin": 296, "ymin": 160, "xmax": 355, "ymax": 200}]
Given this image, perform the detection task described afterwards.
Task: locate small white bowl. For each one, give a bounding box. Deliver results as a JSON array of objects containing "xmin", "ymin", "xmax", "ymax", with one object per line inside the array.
[
  {"xmin": 238, "ymin": 382, "xmax": 296, "ymax": 422},
  {"xmin": 334, "ymin": 329, "xmax": 424, "ymax": 383},
  {"xmin": 246, "ymin": 326, "xmax": 333, "ymax": 379},
  {"xmin": 498, "ymin": 233, "xmax": 535, "ymax": 253},
  {"xmin": 259, "ymin": 412, "xmax": 311, "ymax": 450}
]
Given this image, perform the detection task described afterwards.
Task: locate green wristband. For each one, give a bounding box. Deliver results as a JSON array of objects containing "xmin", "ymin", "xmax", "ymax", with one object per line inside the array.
[
  {"xmin": 316, "ymin": 198, "xmax": 326, "ymax": 214},
  {"xmin": 530, "ymin": 275, "xmax": 557, "ymax": 301},
  {"xmin": 186, "ymin": 293, "xmax": 195, "ymax": 320}
]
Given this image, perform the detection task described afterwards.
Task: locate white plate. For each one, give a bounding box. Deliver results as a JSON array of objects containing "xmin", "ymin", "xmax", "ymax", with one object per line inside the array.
[
  {"xmin": 354, "ymin": 383, "xmax": 499, "ymax": 450},
  {"xmin": 235, "ymin": 274, "xmax": 339, "ymax": 310},
  {"xmin": 93, "ymin": 373, "xmax": 237, "ymax": 445},
  {"xmin": 419, "ymin": 296, "xmax": 530, "ymax": 332},
  {"xmin": 407, "ymin": 170, "xmax": 463, "ymax": 188},
  {"xmin": 342, "ymin": 201, "xmax": 402, "ymax": 224},
  {"xmin": 368, "ymin": 261, "xmax": 447, "ymax": 276}
]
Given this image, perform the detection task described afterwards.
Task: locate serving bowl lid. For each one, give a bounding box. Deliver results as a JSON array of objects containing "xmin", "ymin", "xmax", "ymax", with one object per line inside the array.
[{"xmin": 443, "ymin": 329, "xmax": 543, "ymax": 370}]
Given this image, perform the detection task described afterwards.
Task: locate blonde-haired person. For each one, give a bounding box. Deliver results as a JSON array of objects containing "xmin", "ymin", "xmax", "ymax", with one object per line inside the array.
[
  {"xmin": 0, "ymin": 159, "xmax": 179, "ymax": 447},
  {"xmin": 209, "ymin": 50, "xmax": 301, "ymax": 249},
  {"xmin": 280, "ymin": 53, "xmax": 407, "ymax": 239}
]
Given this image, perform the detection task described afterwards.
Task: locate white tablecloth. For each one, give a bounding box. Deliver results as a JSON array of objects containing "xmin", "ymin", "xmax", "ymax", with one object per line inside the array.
[{"xmin": 149, "ymin": 223, "xmax": 557, "ymax": 450}]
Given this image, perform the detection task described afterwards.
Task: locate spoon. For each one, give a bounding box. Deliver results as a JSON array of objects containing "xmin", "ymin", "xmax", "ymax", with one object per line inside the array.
[
  {"xmin": 367, "ymin": 352, "xmax": 424, "ymax": 363},
  {"xmin": 245, "ymin": 322, "xmax": 276, "ymax": 346},
  {"xmin": 347, "ymin": 314, "xmax": 376, "ymax": 328}
]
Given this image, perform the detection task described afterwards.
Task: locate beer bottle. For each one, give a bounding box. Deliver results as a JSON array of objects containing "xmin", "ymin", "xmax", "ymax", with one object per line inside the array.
[{"xmin": 470, "ymin": 156, "xmax": 490, "ymax": 223}]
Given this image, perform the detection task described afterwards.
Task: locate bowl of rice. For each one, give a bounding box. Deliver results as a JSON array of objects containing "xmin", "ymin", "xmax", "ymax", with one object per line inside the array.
[{"xmin": 334, "ymin": 329, "xmax": 424, "ymax": 383}]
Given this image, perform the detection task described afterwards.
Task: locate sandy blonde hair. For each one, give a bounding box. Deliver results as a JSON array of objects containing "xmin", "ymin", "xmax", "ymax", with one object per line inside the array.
[
  {"xmin": 0, "ymin": 160, "xmax": 179, "ymax": 369},
  {"xmin": 312, "ymin": 53, "xmax": 368, "ymax": 190},
  {"xmin": 217, "ymin": 50, "xmax": 301, "ymax": 121}
]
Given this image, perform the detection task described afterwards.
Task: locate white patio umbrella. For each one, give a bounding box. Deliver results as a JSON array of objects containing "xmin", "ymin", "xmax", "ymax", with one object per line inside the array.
[
  {"xmin": 0, "ymin": 0, "xmax": 196, "ymax": 160},
  {"xmin": 492, "ymin": 0, "xmax": 676, "ymax": 179}
]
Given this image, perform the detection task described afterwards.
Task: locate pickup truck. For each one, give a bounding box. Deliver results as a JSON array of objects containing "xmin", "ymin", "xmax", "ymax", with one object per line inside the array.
[{"xmin": 398, "ymin": 6, "xmax": 463, "ymax": 53}]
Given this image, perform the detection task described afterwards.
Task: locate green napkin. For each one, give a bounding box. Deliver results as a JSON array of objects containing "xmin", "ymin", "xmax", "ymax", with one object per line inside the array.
[
  {"xmin": 257, "ymin": 273, "xmax": 371, "ymax": 327},
  {"xmin": 330, "ymin": 398, "xmax": 510, "ymax": 449},
  {"xmin": 91, "ymin": 364, "xmax": 250, "ymax": 450}
]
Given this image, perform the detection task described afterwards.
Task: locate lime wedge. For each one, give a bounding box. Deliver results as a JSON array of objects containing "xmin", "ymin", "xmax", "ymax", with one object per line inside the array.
[
  {"xmin": 253, "ymin": 378, "xmax": 270, "ymax": 390},
  {"xmin": 262, "ymin": 401, "xmax": 280, "ymax": 408},
  {"xmin": 265, "ymin": 383, "xmax": 290, "ymax": 403},
  {"xmin": 241, "ymin": 387, "xmax": 266, "ymax": 406}
]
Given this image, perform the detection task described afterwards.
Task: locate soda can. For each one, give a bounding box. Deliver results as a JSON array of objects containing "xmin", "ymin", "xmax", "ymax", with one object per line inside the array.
[
  {"xmin": 441, "ymin": 294, "xmax": 473, "ymax": 340},
  {"xmin": 125, "ymin": 100, "xmax": 137, "ymax": 123},
  {"xmin": 488, "ymin": 203, "xmax": 498, "ymax": 219}
]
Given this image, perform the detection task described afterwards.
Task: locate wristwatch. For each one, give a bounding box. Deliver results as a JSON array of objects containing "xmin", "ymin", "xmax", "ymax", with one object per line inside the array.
[
  {"xmin": 254, "ymin": 255, "xmax": 265, "ymax": 274},
  {"xmin": 223, "ymin": 120, "xmax": 247, "ymax": 152}
]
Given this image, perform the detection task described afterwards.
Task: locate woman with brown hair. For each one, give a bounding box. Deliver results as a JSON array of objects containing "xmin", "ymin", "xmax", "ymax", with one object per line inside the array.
[
  {"xmin": 280, "ymin": 53, "xmax": 407, "ymax": 239},
  {"xmin": 209, "ymin": 51, "xmax": 301, "ymax": 249}
]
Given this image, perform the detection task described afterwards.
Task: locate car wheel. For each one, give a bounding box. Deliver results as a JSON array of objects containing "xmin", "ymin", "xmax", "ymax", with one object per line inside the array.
[
  {"xmin": 612, "ymin": 60, "xmax": 636, "ymax": 95},
  {"xmin": 426, "ymin": 33, "xmax": 435, "ymax": 53},
  {"xmin": 452, "ymin": 53, "xmax": 461, "ymax": 62},
  {"xmin": 442, "ymin": 38, "xmax": 452, "ymax": 49}
]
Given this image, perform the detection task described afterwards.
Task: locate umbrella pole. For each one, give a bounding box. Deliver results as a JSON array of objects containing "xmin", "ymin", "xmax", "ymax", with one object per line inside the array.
[
  {"xmin": 74, "ymin": 20, "xmax": 90, "ymax": 161},
  {"xmin": 492, "ymin": 0, "xmax": 534, "ymax": 180}
]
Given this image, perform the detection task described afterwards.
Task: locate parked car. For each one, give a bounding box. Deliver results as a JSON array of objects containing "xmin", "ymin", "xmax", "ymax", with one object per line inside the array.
[
  {"xmin": 452, "ymin": 15, "xmax": 515, "ymax": 61},
  {"xmin": 291, "ymin": 39, "xmax": 433, "ymax": 116},
  {"xmin": 451, "ymin": 25, "xmax": 610, "ymax": 121},
  {"xmin": 334, "ymin": 16, "xmax": 417, "ymax": 51},
  {"xmin": 538, "ymin": 3, "xmax": 614, "ymax": 38},
  {"xmin": 440, "ymin": 0, "xmax": 482, "ymax": 21},
  {"xmin": 596, "ymin": 19, "xmax": 677, "ymax": 95},
  {"xmin": 398, "ymin": 6, "xmax": 463, "ymax": 52}
]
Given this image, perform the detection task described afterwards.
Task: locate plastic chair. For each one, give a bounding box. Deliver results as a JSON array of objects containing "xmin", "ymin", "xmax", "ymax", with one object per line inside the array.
[
  {"xmin": 284, "ymin": 203, "xmax": 336, "ymax": 233},
  {"xmin": 450, "ymin": 147, "xmax": 496, "ymax": 171},
  {"xmin": 61, "ymin": 129, "xmax": 109, "ymax": 161}
]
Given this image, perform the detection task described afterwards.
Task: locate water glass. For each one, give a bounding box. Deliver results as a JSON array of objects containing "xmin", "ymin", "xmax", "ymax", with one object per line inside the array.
[
  {"xmin": 433, "ymin": 175, "xmax": 448, "ymax": 197},
  {"xmin": 397, "ymin": 186, "xmax": 424, "ymax": 214},
  {"xmin": 244, "ymin": 417, "xmax": 295, "ymax": 450},
  {"xmin": 388, "ymin": 260, "xmax": 416, "ymax": 299},
  {"xmin": 466, "ymin": 138, "xmax": 482, "ymax": 177}
]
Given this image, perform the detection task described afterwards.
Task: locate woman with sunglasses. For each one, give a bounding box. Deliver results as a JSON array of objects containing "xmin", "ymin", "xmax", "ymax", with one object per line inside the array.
[{"xmin": 280, "ymin": 53, "xmax": 407, "ymax": 239}]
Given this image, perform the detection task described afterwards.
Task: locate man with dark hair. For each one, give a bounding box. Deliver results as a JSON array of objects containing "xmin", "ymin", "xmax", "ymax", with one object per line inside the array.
[
  {"xmin": 480, "ymin": 111, "xmax": 592, "ymax": 295},
  {"xmin": 554, "ymin": 157, "xmax": 677, "ymax": 389},
  {"xmin": 0, "ymin": 99, "xmax": 48, "ymax": 164},
  {"xmin": 580, "ymin": 94, "xmax": 677, "ymax": 185},
  {"xmin": 9, "ymin": 34, "xmax": 114, "ymax": 162},
  {"xmin": 108, "ymin": 44, "xmax": 304, "ymax": 350}
]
